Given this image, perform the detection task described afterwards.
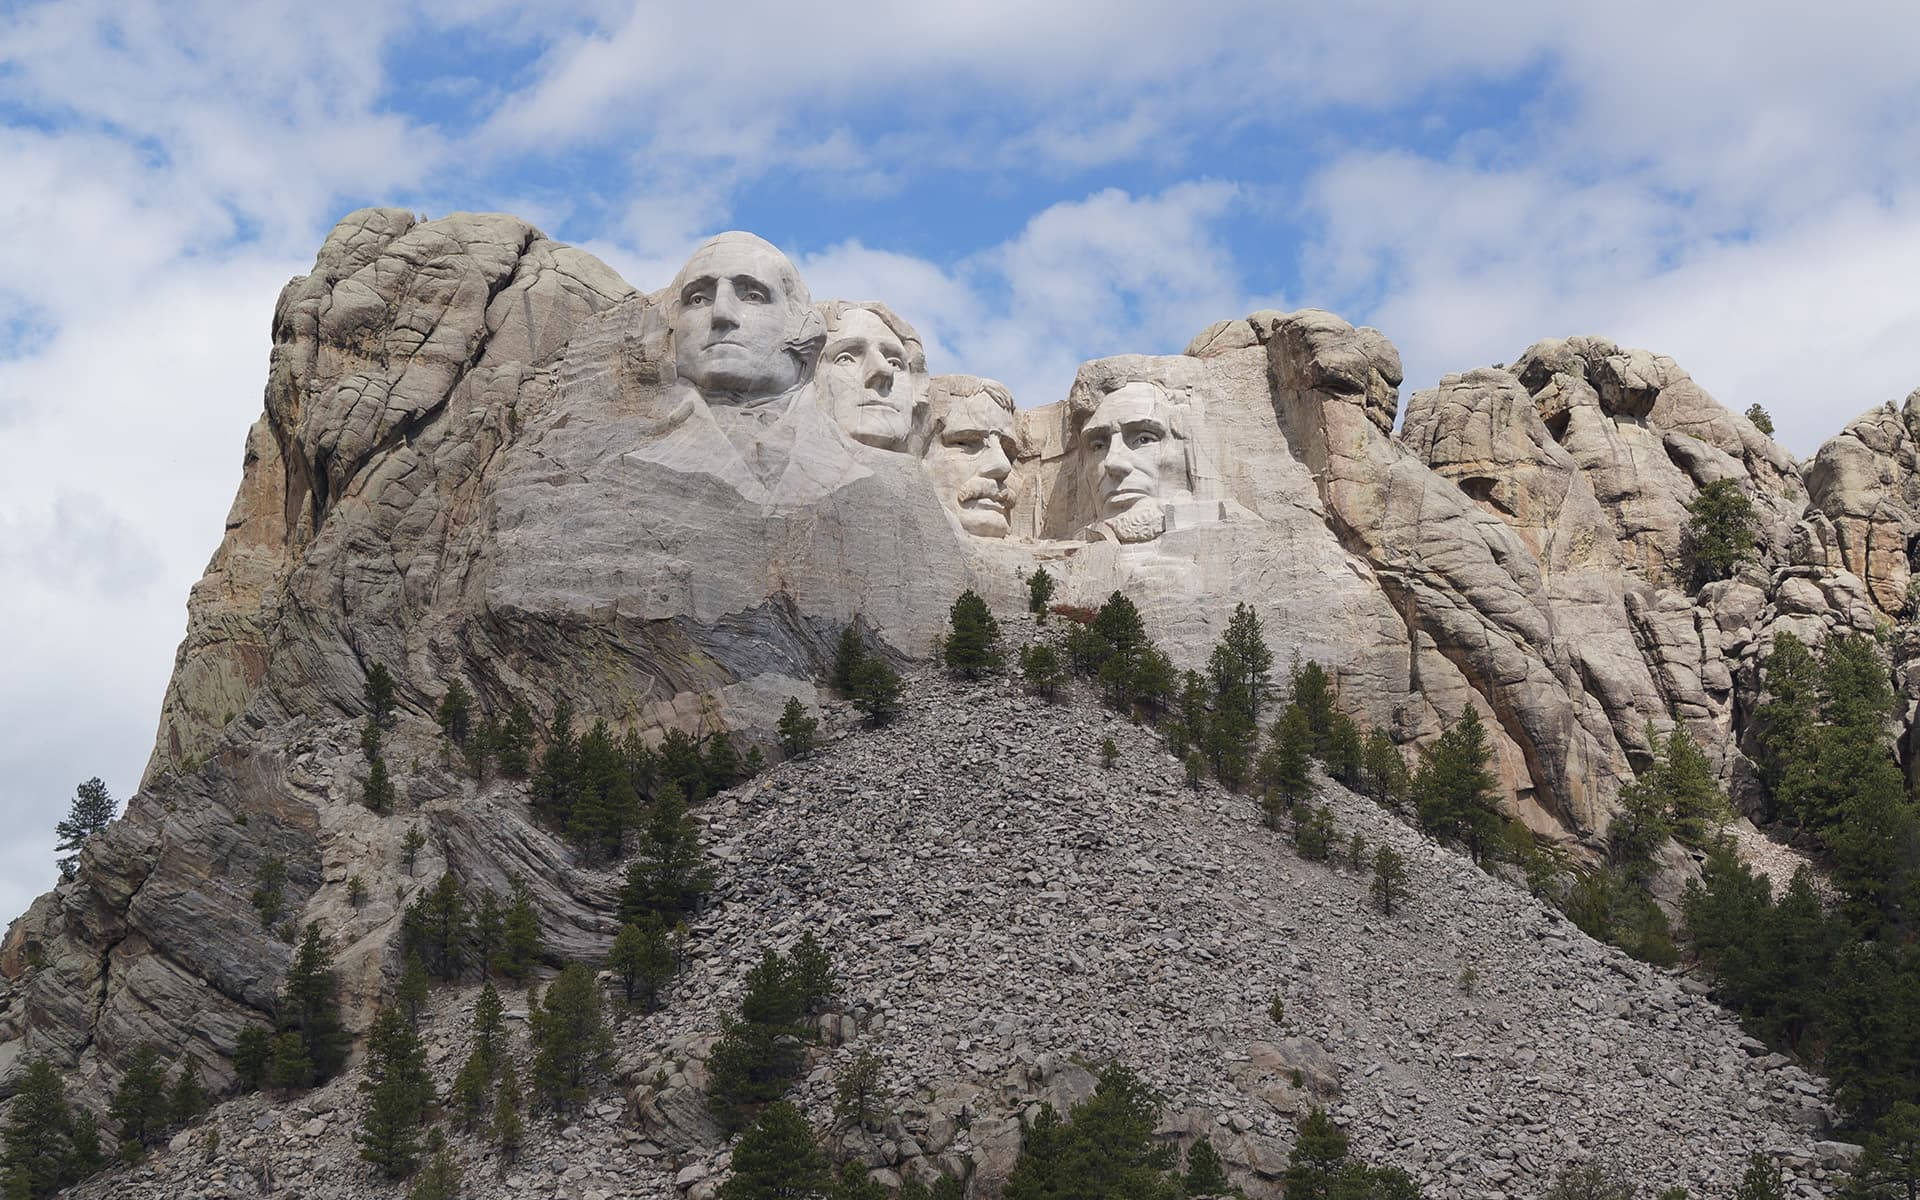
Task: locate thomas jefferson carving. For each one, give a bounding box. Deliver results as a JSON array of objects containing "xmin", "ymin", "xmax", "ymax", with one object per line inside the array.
[
  {"xmin": 924, "ymin": 375, "xmax": 1019, "ymax": 537},
  {"xmin": 815, "ymin": 301, "xmax": 927, "ymax": 452}
]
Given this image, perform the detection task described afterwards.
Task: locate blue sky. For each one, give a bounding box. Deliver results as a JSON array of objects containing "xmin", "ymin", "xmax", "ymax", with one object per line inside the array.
[{"xmin": 4, "ymin": 0, "xmax": 1920, "ymax": 923}]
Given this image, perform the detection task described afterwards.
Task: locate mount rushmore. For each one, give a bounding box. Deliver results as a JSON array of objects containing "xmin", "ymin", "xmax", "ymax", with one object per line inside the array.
[{"xmin": 4, "ymin": 204, "xmax": 1919, "ymax": 1116}]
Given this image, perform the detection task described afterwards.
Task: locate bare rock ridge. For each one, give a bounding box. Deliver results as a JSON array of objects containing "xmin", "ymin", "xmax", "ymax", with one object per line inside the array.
[
  {"xmin": 60, "ymin": 672, "xmax": 1847, "ymax": 1200},
  {"xmin": 2, "ymin": 208, "xmax": 1917, "ymax": 1180}
]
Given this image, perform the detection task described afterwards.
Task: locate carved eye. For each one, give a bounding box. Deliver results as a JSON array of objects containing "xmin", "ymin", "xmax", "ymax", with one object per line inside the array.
[
  {"xmin": 1086, "ymin": 434, "xmax": 1110, "ymax": 454},
  {"xmin": 834, "ymin": 351, "xmax": 859, "ymax": 365},
  {"xmin": 1128, "ymin": 430, "xmax": 1161, "ymax": 448},
  {"xmin": 948, "ymin": 434, "xmax": 985, "ymax": 452},
  {"xmin": 885, "ymin": 355, "xmax": 906, "ymax": 371},
  {"xmin": 683, "ymin": 286, "xmax": 713, "ymax": 307},
  {"xmin": 740, "ymin": 283, "xmax": 771, "ymax": 303}
]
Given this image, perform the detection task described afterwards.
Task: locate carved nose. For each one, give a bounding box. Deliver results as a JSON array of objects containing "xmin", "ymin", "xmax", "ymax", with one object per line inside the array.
[
  {"xmin": 709, "ymin": 288, "xmax": 741, "ymax": 327},
  {"xmin": 864, "ymin": 360, "xmax": 894, "ymax": 396},
  {"xmin": 983, "ymin": 440, "xmax": 1011, "ymax": 480},
  {"xmin": 1101, "ymin": 445, "xmax": 1132, "ymax": 478}
]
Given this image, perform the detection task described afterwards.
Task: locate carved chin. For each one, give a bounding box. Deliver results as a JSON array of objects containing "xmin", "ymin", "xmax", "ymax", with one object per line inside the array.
[
  {"xmin": 846, "ymin": 408, "xmax": 909, "ymax": 450},
  {"xmin": 954, "ymin": 502, "xmax": 1011, "ymax": 538}
]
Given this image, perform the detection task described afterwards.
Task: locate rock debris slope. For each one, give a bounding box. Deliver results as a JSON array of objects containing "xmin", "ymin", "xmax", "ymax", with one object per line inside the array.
[{"xmin": 68, "ymin": 671, "xmax": 1846, "ymax": 1200}]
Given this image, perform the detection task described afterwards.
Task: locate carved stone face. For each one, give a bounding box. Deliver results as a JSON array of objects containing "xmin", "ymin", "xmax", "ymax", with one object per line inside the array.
[
  {"xmin": 819, "ymin": 307, "xmax": 914, "ymax": 450},
  {"xmin": 669, "ymin": 236, "xmax": 805, "ymax": 401},
  {"xmin": 928, "ymin": 391, "xmax": 1018, "ymax": 537},
  {"xmin": 1083, "ymin": 383, "xmax": 1189, "ymax": 529}
]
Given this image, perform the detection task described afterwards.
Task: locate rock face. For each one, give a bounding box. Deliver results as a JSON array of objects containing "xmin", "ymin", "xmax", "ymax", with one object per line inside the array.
[
  {"xmin": 57, "ymin": 673, "xmax": 1845, "ymax": 1200},
  {"xmin": 4, "ymin": 207, "xmax": 1919, "ymax": 1189}
]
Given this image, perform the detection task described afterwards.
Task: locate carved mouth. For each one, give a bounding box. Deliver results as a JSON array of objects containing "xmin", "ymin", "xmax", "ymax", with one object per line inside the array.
[{"xmin": 962, "ymin": 492, "xmax": 1012, "ymax": 513}]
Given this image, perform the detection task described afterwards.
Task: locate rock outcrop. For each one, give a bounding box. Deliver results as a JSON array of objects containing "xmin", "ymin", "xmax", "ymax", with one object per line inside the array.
[{"xmin": 3, "ymin": 206, "xmax": 1919, "ymax": 1198}]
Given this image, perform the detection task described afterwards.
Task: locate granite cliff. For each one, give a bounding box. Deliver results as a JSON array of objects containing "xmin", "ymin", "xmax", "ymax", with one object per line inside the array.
[{"xmin": 4, "ymin": 208, "xmax": 1918, "ymax": 1195}]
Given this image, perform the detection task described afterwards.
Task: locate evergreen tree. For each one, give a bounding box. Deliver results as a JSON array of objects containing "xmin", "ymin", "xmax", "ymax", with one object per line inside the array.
[
  {"xmin": 609, "ymin": 915, "xmax": 677, "ymax": 1010},
  {"xmin": 569, "ymin": 717, "xmax": 640, "ymax": 863},
  {"xmin": 833, "ymin": 1051, "xmax": 884, "ymax": 1131},
  {"xmin": 465, "ymin": 715, "xmax": 499, "ymax": 780},
  {"xmin": 268, "ymin": 1031, "xmax": 313, "ymax": 1093},
  {"xmin": 496, "ymin": 703, "xmax": 535, "ymax": 778},
  {"xmin": 470, "ymin": 888, "xmax": 503, "ymax": 972},
  {"xmin": 943, "ymin": 589, "xmax": 1001, "ymax": 678},
  {"xmin": 1734, "ymin": 1152, "xmax": 1788, "ymax": 1200},
  {"xmin": 357, "ymin": 1005, "xmax": 435, "ymax": 1179},
  {"xmin": 1027, "ymin": 567, "xmax": 1056, "ymax": 617},
  {"xmin": 1, "ymin": 1058, "xmax": 83, "ymax": 1199},
  {"xmin": 494, "ymin": 1066, "xmax": 524, "ymax": 1165},
  {"xmin": 1323, "ymin": 712, "xmax": 1365, "ymax": 790},
  {"xmin": 1020, "ymin": 641, "xmax": 1067, "ymax": 699},
  {"xmin": 1753, "ymin": 631, "xmax": 1820, "ymax": 825},
  {"xmin": 434, "ymin": 681, "xmax": 472, "ymax": 747},
  {"xmin": 703, "ymin": 729, "xmax": 744, "ymax": 794},
  {"xmin": 1371, "ymin": 847, "xmax": 1410, "ymax": 916},
  {"xmin": 1173, "ymin": 670, "xmax": 1211, "ymax": 761},
  {"xmin": 1293, "ymin": 805, "xmax": 1336, "ymax": 862},
  {"xmin": 1289, "ymin": 661, "xmax": 1336, "ymax": 754},
  {"xmin": 1682, "ymin": 478, "xmax": 1758, "ymax": 589},
  {"xmin": 1092, "ymin": 592, "xmax": 1150, "ymax": 711},
  {"xmin": 1282, "ymin": 1108, "xmax": 1348, "ymax": 1200},
  {"xmin": 777, "ymin": 697, "xmax": 819, "ymax": 758},
  {"xmin": 786, "ymin": 931, "xmax": 837, "ymax": 1015},
  {"xmin": 66, "ymin": 1110, "xmax": 103, "ymax": 1184},
  {"xmin": 531, "ymin": 699, "xmax": 580, "ymax": 830},
  {"xmin": 281, "ymin": 922, "xmax": 351, "ymax": 1082},
  {"xmin": 1216, "ymin": 602, "xmax": 1274, "ymax": 725},
  {"xmin": 715, "ymin": 1101, "xmax": 831, "ymax": 1200},
  {"xmin": 1003, "ymin": 1063, "xmax": 1180, "ymax": 1200},
  {"xmin": 1184, "ymin": 1136, "xmax": 1232, "ymax": 1196},
  {"xmin": 396, "ymin": 951, "xmax": 431, "ymax": 1024},
  {"xmin": 366, "ymin": 663, "xmax": 398, "ymax": 728},
  {"xmin": 1259, "ymin": 704, "xmax": 1314, "ymax": 826},
  {"xmin": 233, "ymin": 1025, "xmax": 272, "ymax": 1092},
  {"xmin": 1849, "ymin": 1103, "xmax": 1920, "ymax": 1200},
  {"xmin": 403, "ymin": 873, "xmax": 469, "ymax": 981},
  {"xmin": 494, "ymin": 875, "xmax": 542, "ymax": 982},
  {"xmin": 167, "ymin": 1057, "xmax": 208, "ymax": 1127},
  {"xmin": 450, "ymin": 1048, "xmax": 492, "ymax": 1131},
  {"xmin": 1204, "ymin": 639, "xmax": 1258, "ymax": 789},
  {"xmin": 707, "ymin": 950, "xmax": 809, "ymax": 1128},
  {"xmin": 108, "ymin": 1043, "xmax": 171, "ymax": 1155},
  {"xmin": 1745, "ymin": 403, "xmax": 1775, "ymax": 436},
  {"xmin": 832, "ymin": 625, "xmax": 868, "ymax": 696},
  {"xmin": 1661, "ymin": 726, "xmax": 1732, "ymax": 848},
  {"xmin": 656, "ymin": 728, "xmax": 709, "ymax": 802},
  {"xmin": 618, "ymin": 782, "xmax": 714, "ymax": 927},
  {"xmin": 402, "ymin": 824, "xmax": 426, "ymax": 875},
  {"xmin": 472, "ymin": 981, "xmax": 505, "ymax": 1074},
  {"xmin": 530, "ymin": 963, "xmax": 613, "ymax": 1113},
  {"xmin": 53, "ymin": 777, "xmax": 114, "ymax": 882},
  {"xmin": 849, "ymin": 656, "xmax": 904, "ymax": 725},
  {"xmin": 1361, "ymin": 729, "xmax": 1408, "ymax": 810},
  {"xmin": 364, "ymin": 752, "xmax": 396, "ymax": 814},
  {"xmin": 1185, "ymin": 750, "xmax": 1205, "ymax": 790},
  {"xmin": 1413, "ymin": 707, "xmax": 1502, "ymax": 863},
  {"xmin": 1133, "ymin": 647, "xmax": 1177, "ymax": 723},
  {"xmin": 832, "ymin": 1161, "xmax": 890, "ymax": 1200},
  {"xmin": 406, "ymin": 1129, "xmax": 462, "ymax": 1200},
  {"xmin": 250, "ymin": 854, "xmax": 288, "ymax": 928}
]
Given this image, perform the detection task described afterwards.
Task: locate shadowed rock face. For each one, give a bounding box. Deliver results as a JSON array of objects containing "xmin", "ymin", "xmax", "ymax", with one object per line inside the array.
[{"xmin": 5, "ymin": 207, "xmax": 1916, "ymax": 1110}]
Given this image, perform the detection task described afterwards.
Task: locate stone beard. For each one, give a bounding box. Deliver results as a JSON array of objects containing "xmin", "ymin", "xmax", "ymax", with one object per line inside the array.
[
  {"xmin": 666, "ymin": 231, "xmax": 820, "ymax": 410},
  {"xmin": 1080, "ymin": 381, "xmax": 1194, "ymax": 543},
  {"xmin": 925, "ymin": 380, "xmax": 1019, "ymax": 538},
  {"xmin": 816, "ymin": 303, "xmax": 925, "ymax": 452}
]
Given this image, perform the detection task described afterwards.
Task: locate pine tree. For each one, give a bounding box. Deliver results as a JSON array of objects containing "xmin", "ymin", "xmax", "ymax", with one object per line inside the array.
[
  {"xmin": 67, "ymin": 1109, "xmax": 103, "ymax": 1184},
  {"xmin": 233, "ymin": 1025, "xmax": 272, "ymax": 1092},
  {"xmin": 1020, "ymin": 642, "xmax": 1067, "ymax": 699},
  {"xmin": 403, "ymin": 872, "xmax": 469, "ymax": 981},
  {"xmin": 1371, "ymin": 847, "xmax": 1410, "ymax": 916},
  {"xmin": 108, "ymin": 1043, "xmax": 171, "ymax": 1155},
  {"xmin": 402, "ymin": 825, "xmax": 426, "ymax": 875},
  {"xmin": 1092, "ymin": 592, "xmax": 1150, "ymax": 711},
  {"xmin": 618, "ymin": 782, "xmax": 714, "ymax": 927},
  {"xmin": 494, "ymin": 1065, "xmax": 524, "ymax": 1164},
  {"xmin": 1217, "ymin": 602, "xmax": 1274, "ymax": 725},
  {"xmin": 53, "ymin": 777, "xmax": 115, "ymax": 882},
  {"xmin": 364, "ymin": 752, "xmax": 396, "ymax": 814},
  {"xmin": 609, "ymin": 915, "xmax": 677, "ymax": 1010},
  {"xmin": 1027, "ymin": 566, "xmax": 1056, "ymax": 617},
  {"xmin": 494, "ymin": 875, "xmax": 542, "ymax": 982},
  {"xmin": 1171, "ymin": 669, "xmax": 1209, "ymax": 760},
  {"xmin": 703, "ymin": 729, "xmax": 744, "ymax": 794},
  {"xmin": 849, "ymin": 656, "xmax": 904, "ymax": 725},
  {"xmin": 496, "ymin": 703, "xmax": 535, "ymax": 779},
  {"xmin": 281, "ymin": 922, "xmax": 351, "ymax": 1082},
  {"xmin": 1752, "ymin": 631, "xmax": 1820, "ymax": 825},
  {"xmin": 470, "ymin": 889, "xmax": 503, "ymax": 972},
  {"xmin": 472, "ymin": 982, "xmax": 506, "ymax": 1074},
  {"xmin": 1259, "ymin": 704, "xmax": 1313, "ymax": 826},
  {"xmin": 1413, "ymin": 707, "xmax": 1502, "ymax": 863},
  {"xmin": 833, "ymin": 1051, "xmax": 884, "ymax": 1130},
  {"xmin": 1282, "ymin": 1108, "xmax": 1349, "ymax": 1200},
  {"xmin": 832, "ymin": 1161, "xmax": 890, "ymax": 1200},
  {"xmin": 1003, "ymin": 1063, "xmax": 1180, "ymax": 1200},
  {"xmin": 167, "ymin": 1057, "xmax": 209, "ymax": 1127},
  {"xmin": 406, "ymin": 1128, "xmax": 462, "ymax": 1200},
  {"xmin": 531, "ymin": 699, "xmax": 581, "ymax": 830},
  {"xmin": 1289, "ymin": 661, "xmax": 1336, "ymax": 753},
  {"xmin": 777, "ymin": 697, "xmax": 819, "ymax": 758},
  {"xmin": 708, "ymin": 949, "xmax": 809, "ymax": 1128},
  {"xmin": 1682, "ymin": 479, "xmax": 1758, "ymax": 589},
  {"xmin": 786, "ymin": 931, "xmax": 837, "ymax": 1015},
  {"xmin": 943, "ymin": 590, "xmax": 1001, "ymax": 678},
  {"xmin": 268, "ymin": 1032, "xmax": 313, "ymax": 1094},
  {"xmin": 1734, "ymin": 1151, "xmax": 1787, "ymax": 1200},
  {"xmin": 832, "ymin": 625, "xmax": 868, "ymax": 696},
  {"xmin": 250, "ymin": 854, "xmax": 287, "ymax": 928},
  {"xmin": 1184, "ymin": 1135, "xmax": 1232, "ymax": 1196},
  {"xmin": 1, "ymin": 1058, "xmax": 81, "ymax": 1199},
  {"xmin": 396, "ymin": 951, "xmax": 431, "ymax": 1024},
  {"xmin": 1361, "ymin": 728, "xmax": 1408, "ymax": 809},
  {"xmin": 1745, "ymin": 403, "xmax": 1775, "ymax": 437},
  {"xmin": 450, "ymin": 1048, "xmax": 492, "ymax": 1131},
  {"xmin": 366, "ymin": 663, "xmax": 398, "ymax": 728},
  {"xmin": 1849, "ymin": 1103, "xmax": 1920, "ymax": 1200},
  {"xmin": 716, "ymin": 1101, "xmax": 831, "ymax": 1200},
  {"xmin": 1205, "ymin": 639, "xmax": 1258, "ymax": 789},
  {"xmin": 530, "ymin": 963, "xmax": 613, "ymax": 1113},
  {"xmin": 435, "ymin": 681, "xmax": 472, "ymax": 747},
  {"xmin": 358, "ymin": 1005, "xmax": 434, "ymax": 1179}
]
